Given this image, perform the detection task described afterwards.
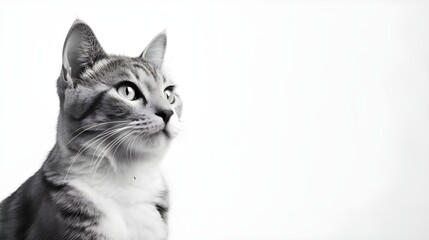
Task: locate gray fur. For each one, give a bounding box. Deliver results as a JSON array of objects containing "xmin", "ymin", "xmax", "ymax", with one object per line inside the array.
[{"xmin": 0, "ymin": 20, "xmax": 181, "ymax": 240}]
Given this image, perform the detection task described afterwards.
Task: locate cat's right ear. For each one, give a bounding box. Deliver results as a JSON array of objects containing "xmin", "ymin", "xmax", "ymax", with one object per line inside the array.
[{"xmin": 61, "ymin": 20, "xmax": 106, "ymax": 86}]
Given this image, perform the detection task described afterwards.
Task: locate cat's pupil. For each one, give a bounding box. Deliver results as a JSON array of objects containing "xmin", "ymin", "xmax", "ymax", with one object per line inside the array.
[{"xmin": 126, "ymin": 87, "xmax": 130, "ymax": 95}]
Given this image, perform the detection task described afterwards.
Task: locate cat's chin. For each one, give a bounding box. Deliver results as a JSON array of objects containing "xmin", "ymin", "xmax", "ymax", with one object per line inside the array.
[
  {"xmin": 103, "ymin": 130, "xmax": 172, "ymax": 164},
  {"xmin": 135, "ymin": 131, "xmax": 171, "ymax": 154}
]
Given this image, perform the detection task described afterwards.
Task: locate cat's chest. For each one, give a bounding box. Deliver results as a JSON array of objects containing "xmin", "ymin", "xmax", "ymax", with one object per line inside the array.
[
  {"xmin": 70, "ymin": 169, "xmax": 168, "ymax": 240},
  {"xmin": 95, "ymin": 196, "xmax": 167, "ymax": 240}
]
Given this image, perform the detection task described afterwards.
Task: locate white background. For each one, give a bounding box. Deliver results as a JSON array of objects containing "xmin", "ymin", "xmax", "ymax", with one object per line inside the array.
[{"xmin": 1, "ymin": 1, "xmax": 429, "ymax": 239}]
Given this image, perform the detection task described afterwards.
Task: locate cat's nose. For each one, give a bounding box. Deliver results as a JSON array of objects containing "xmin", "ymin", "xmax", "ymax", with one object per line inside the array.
[{"xmin": 155, "ymin": 109, "xmax": 174, "ymax": 124}]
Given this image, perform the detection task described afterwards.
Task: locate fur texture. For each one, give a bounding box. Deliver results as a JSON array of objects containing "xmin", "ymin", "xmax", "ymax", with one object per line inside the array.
[{"xmin": 0, "ymin": 20, "xmax": 182, "ymax": 240}]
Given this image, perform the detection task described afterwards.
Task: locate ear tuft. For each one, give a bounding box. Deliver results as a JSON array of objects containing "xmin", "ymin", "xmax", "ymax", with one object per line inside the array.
[
  {"xmin": 62, "ymin": 20, "xmax": 106, "ymax": 82},
  {"xmin": 140, "ymin": 30, "xmax": 167, "ymax": 67}
]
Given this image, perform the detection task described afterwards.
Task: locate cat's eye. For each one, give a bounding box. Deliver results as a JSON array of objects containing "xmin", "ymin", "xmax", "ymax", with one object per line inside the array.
[
  {"xmin": 117, "ymin": 83, "xmax": 140, "ymax": 101},
  {"xmin": 164, "ymin": 88, "xmax": 175, "ymax": 104}
]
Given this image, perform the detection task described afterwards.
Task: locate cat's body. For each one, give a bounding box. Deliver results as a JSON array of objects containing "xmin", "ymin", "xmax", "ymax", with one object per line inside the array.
[{"xmin": 0, "ymin": 20, "xmax": 181, "ymax": 240}]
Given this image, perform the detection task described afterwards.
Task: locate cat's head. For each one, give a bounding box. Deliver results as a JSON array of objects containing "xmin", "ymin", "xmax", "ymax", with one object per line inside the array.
[{"xmin": 56, "ymin": 20, "xmax": 182, "ymax": 169}]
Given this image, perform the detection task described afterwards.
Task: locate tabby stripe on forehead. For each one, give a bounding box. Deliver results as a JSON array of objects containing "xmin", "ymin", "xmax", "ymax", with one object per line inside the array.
[
  {"xmin": 133, "ymin": 63, "xmax": 150, "ymax": 77},
  {"xmin": 130, "ymin": 68, "xmax": 140, "ymax": 80},
  {"xmin": 142, "ymin": 62, "xmax": 160, "ymax": 82},
  {"xmin": 92, "ymin": 59, "xmax": 111, "ymax": 72}
]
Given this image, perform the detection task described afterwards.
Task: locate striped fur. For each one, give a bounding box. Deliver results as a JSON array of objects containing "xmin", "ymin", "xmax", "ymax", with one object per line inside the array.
[{"xmin": 0, "ymin": 20, "xmax": 182, "ymax": 240}]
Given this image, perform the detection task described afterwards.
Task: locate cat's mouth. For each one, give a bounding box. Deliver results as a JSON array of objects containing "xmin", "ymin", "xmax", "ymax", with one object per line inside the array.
[
  {"xmin": 152, "ymin": 128, "xmax": 171, "ymax": 139},
  {"xmin": 162, "ymin": 128, "xmax": 171, "ymax": 138},
  {"xmin": 131, "ymin": 120, "xmax": 174, "ymax": 141},
  {"xmin": 142, "ymin": 126, "xmax": 171, "ymax": 139}
]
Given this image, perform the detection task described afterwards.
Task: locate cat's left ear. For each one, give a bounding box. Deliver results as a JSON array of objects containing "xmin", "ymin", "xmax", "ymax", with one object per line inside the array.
[
  {"xmin": 140, "ymin": 30, "xmax": 167, "ymax": 67},
  {"xmin": 62, "ymin": 20, "xmax": 107, "ymax": 84}
]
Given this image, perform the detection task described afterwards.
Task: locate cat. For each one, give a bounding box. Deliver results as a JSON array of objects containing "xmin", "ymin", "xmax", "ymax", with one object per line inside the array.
[{"xmin": 0, "ymin": 20, "xmax": 182, "ymax": 240}]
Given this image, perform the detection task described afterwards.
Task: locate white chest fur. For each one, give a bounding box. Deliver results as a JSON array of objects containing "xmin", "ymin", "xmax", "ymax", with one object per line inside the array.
[{"xmin": 70, "ymin": 163, "xmax": 168, "ymax": 240}]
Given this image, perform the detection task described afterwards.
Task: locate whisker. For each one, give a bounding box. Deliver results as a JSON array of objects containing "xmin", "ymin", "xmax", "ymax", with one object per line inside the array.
[
  {"xmin": 112, "ymin": 131, "xmax": 134, "ymax": 164},
  {"xmin": 126, "ymin": 133, "xmax": 140, "ymax": 161},
  {"xmin": 136, "ymin": 134, "xmax": 146, "ymax": 161},
  {"xmin": 92, "ymin": 130, "xmax": 133, "ymax": 176},
  {"xmin": 60, "ymin": 121, "xmax": 129, "ymax": 151},
  {"xmin": 112, "ymin": 131, "xmax": 135, "ymax": 161},
  {"xmin": 63, "ymin": 124, "xmax": 130, "ymax": 183},
  {"xmin": 89, "ymin": 126, "xmax": 131, "ymax": 174}
]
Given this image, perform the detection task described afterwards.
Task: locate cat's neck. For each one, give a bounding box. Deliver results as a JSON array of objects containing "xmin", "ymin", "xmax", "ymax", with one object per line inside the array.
[
  {"xmin": 69, "ymin": 158, "xmax": 166, "ymax": 205},
  {"xmin": 42, "ymin": 142, "xmax": 165, "ymax": 188}
]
